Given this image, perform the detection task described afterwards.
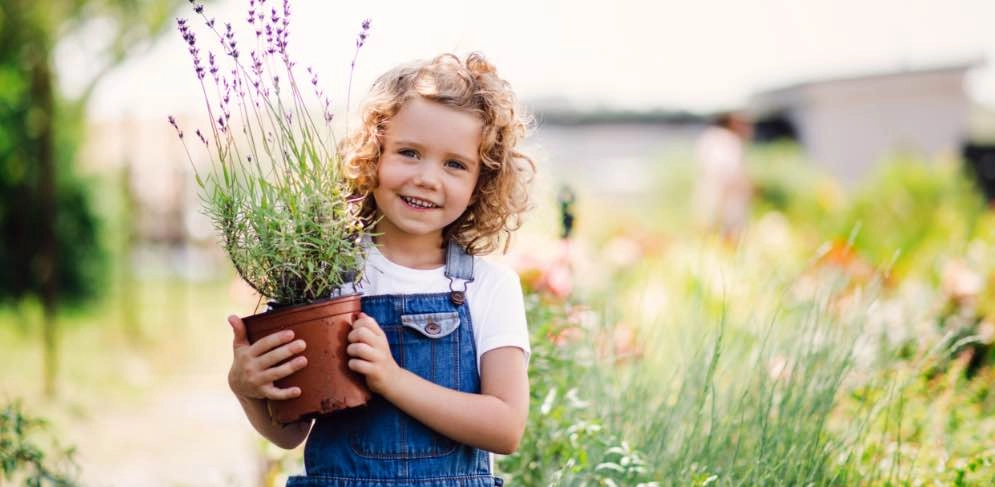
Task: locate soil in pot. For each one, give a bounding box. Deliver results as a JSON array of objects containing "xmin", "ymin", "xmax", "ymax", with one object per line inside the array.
[{"xmin": 243, "ymin": 294, "xmax": 371, "ymax": 424}]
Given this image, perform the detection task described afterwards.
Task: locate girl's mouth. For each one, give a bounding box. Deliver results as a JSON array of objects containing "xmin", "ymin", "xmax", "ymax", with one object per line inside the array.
[{"xmin": 400, "ymin": 195, "xmax": 440, "ymax": 209}]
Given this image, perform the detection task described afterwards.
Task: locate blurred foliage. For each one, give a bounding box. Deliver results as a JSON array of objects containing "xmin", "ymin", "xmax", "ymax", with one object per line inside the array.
[
  {"xmin": 0, "ymin": 400, "xmax": 80, "ymax": 486},
  {"xmin": 748, "ymin": 142, "xmax": 844, "ymax": 240},
  {"xmin": 492, "ymin": 144, "xmax": 995, "ymax": 484},
  {"xmin": 0, "ymin": 0, "xmax": 187, "ymax": 309},
  {"xmin": 497, "ymin": 294, "xmax": 657, "ymax": 486},
  {"xmin": 0, "ymin": 76, "xmax": 106, "ymax": 308},
  {"xmin": 838, "ymin": 154, "xmax": 987, "ymax": 280},
  {"xmin": 0, "ymin": 0, "xmax": 204, "ymax": 399}
]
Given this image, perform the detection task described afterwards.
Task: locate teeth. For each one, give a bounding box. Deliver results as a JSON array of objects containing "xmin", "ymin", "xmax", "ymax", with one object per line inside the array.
[{"xmin": 401, "ymin": 196, "xmax": 438, "ymax": 209}]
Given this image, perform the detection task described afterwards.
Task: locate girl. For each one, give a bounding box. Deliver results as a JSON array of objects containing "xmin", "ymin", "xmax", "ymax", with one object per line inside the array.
[{"xmin": 227, "ymin": 52, "xmax": 535, "ymax": 486}]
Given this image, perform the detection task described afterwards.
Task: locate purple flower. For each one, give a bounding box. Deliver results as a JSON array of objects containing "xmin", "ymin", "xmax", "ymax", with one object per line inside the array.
[
  {"xmin": 168, "ymin": 115, "xmax": 184, "ymax": 138},
  {"xmin": 322, "ymin": 96, "xmax": 333, "ymax": 123},
  {"xmin": 355, "ymin": 19, "xmax": 371, "ymax": 49},
  {"xmin": 194, "ymin": 3, "xmax": 204, "ymax": 14},
  {"xmin": 196, "ymin": 129, "xmax": 208, "ymax": 146},
  {"xmin": 251, "ymin": 51, "xmax": 263, "ymax": 75},
  {"xmin": 209, "ymin": 52, "xmax": 218, "ymax": 78}
]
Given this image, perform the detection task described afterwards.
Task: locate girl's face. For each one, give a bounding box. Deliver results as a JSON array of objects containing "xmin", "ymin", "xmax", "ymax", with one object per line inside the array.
[{"xmin": 373, "ymin": 97, "xmax": 482, "ymax": 245}]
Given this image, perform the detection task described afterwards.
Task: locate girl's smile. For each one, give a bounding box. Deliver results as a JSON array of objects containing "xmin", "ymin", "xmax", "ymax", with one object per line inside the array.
[
  {"xmin": 398, "ymin": 195, "xmax": 441, "ymax": 209},
  {"xmin": 372, "ymin": 97, "xmax": 482, "ymax": 251}
]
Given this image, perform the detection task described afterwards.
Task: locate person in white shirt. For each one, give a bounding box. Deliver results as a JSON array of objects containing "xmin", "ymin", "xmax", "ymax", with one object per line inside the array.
[
  {"xmin": 694, "ymin": 112, "xmax": 754, "ymax": 241},
  {"xmin": 228, "ymin": 52, "xmax": 535, "ymax": 486}
]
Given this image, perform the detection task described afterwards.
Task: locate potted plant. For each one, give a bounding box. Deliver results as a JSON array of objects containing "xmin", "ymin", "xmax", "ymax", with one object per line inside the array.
[{"xmin": 169, "ymin": 0, "xmax": 373, "ymax": 424}]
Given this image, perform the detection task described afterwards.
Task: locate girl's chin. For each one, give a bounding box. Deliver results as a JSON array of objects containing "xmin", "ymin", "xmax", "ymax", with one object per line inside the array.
[{"xmin": 379, "ymin": 222, "xmax": 445, "ymax": 240}]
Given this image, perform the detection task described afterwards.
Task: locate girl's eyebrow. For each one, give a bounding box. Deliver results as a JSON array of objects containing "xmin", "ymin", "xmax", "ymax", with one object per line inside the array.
[{"xmin": 392, "ymin": 139, "xmax": 423, "ymax": 149}]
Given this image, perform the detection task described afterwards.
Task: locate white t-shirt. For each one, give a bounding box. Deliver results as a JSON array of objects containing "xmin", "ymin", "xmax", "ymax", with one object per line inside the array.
[{"xmin": 358, "ymin": 243, "xmax": 531, "ymax": 370}]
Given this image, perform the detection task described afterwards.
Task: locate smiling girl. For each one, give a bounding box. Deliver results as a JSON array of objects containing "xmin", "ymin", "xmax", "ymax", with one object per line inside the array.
[{"xmin": 227, "ymin": 52, "xmax": 535, "ymax": 486}]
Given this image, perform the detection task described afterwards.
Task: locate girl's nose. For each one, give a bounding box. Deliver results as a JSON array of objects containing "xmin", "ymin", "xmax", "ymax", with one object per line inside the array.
[{"xmin": 413, "ymin": 161, "xmax": 442, "ymax": 189}]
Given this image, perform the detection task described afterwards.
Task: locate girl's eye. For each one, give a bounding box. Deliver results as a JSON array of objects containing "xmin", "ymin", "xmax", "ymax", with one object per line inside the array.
[
  {"xmin": 399, "ymin": 149, "xmax": 418, "ymax": 158},
  {"xmin": 445, "ymin": 160, "xmax": 467, "ymax": 170}
]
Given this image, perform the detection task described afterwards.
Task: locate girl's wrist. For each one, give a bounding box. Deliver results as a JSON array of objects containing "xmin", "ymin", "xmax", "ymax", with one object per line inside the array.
[{"xmin": 377, "ymin": 366, "xmax": 409, "ymax": 402}]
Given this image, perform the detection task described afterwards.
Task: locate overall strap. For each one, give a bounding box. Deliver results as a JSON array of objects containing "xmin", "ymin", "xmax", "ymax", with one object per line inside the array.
[{"xmin": 444, "ymin": 240, "xmax": 475, "ymax": 305}]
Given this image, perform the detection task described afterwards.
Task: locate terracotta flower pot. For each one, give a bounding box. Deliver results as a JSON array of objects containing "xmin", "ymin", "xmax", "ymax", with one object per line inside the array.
[{"xmin": 243, "ymin": 294, "xmax": 371, "ymax": 424}]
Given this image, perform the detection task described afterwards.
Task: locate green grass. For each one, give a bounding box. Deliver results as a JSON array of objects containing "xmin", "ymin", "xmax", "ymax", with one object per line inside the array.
[{"xmin": 0, "ymin": 275, "xmax": 240, "ymax": 423}]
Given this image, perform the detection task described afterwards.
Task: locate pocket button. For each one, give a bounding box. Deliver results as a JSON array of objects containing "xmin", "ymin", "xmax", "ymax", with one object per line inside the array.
[{"xmin": 425, "ymin": 322, "xmax": 442, "ymax": 335}]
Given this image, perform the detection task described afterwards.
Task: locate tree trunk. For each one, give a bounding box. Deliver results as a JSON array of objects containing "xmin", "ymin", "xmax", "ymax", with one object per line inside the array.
[
  {"xmin": 30, "ymin": 43, "xmax": 59, "ymax": 398},
  {"xmin": 121, "ymin": 140, "xmax": 143, "ymax": 343}
]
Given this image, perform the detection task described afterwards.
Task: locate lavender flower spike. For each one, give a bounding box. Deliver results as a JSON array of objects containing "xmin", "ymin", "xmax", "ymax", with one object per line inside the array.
[
  {"xmin": 168, "ymin": 115, "xmax": 184, "ymax": 138},
  {"xmin": 355, "ymin": 19, "xmax": 371, "ymax": 49}
]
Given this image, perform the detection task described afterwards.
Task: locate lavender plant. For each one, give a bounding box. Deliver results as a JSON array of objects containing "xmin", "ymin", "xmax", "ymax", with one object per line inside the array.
[{"xmin": 169, "ymin": 0, "xmax": 371, "ymax": 306}]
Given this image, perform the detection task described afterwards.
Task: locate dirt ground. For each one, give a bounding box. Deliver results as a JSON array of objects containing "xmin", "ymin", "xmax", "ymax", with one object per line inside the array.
[
  {"xmin": 56, "ymin": 337, "xmax": 266, "ymax": 487},
  {"xmin": 67, "ymin": 369, "xmax": 263, "ymax": 487}
]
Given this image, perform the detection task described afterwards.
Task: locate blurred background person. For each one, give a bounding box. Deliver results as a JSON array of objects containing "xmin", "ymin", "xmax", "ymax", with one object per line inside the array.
[{"xmin": 694, "ymin": 112, "xmax": 754, "ymax": 241}]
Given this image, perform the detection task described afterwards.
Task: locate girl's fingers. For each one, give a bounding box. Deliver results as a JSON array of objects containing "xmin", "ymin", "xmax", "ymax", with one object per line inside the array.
[
  {"xmin": 346, "ymin": 342, "xmax": 378, "ymax": 361},
  {"xmin": 229, "ymin": 315, "xmax": 250, "ymax": 350},
  {"xmin": 257, "ymin": 339, "xmax": 306, "ymax": 369},
  {"xmin": 348, "ymin": 358, "xmax": 372, "ymax": 375},
  {"xmin": 262, "ymin": 384, "xmax": 302, "ymax": 401},
  {"xmin": 347, "ymin": 327, "xmax": 377, "ymax": 344},
  {"xmin": 352, "ymin": 314, "xmax": 383, "ymax": 334},
  {"xmin": 249, "ymin": 330, "xmax": 296, "ymax": 358},
  {"xmin": 260, "ymin": 355, "xmax": 308, "ymax": 383}
]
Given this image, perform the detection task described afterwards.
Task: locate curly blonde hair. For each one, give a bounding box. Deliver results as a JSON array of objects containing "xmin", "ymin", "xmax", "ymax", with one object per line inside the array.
[{"xmin": 341, "ymin": 52, "xmax": 535, "ymax": 255}]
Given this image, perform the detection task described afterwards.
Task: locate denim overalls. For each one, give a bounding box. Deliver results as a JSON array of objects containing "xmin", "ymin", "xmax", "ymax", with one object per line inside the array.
[{"xmin": 286, "ymin": 241, "xmax": 502, "ymax": 487}]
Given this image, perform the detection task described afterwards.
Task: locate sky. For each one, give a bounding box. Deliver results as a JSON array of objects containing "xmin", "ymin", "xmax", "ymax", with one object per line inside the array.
[{"xmin": 66, "ymin": 0, "xmax": 995, "ymax": 122}]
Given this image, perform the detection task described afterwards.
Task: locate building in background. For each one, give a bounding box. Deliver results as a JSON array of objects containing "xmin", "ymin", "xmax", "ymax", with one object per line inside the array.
[{"xmin": 749, "ymin": 61, "xmax": 981, "ymax": 186}]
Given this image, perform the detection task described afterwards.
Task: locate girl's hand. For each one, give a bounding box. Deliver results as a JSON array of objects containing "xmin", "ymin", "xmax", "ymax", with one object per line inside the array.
[
  {"xmin": 347, "ymin": 313, "xmax": 400, "ymax": 394},
  {"xmin": 227, "ymin": 315, "xmax": 308, "ymax": 401}
]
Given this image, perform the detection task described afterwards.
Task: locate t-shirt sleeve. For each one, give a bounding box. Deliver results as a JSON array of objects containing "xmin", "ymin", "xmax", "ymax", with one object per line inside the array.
[{"xmin": 474, "ymin": 265, "xmax": 531, "ymax": 367}]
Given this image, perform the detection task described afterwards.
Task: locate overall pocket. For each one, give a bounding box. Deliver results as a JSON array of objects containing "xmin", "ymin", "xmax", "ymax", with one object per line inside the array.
[{"xmin": 349, "ymin": 311, "xmax": 462, "ymax": 459}]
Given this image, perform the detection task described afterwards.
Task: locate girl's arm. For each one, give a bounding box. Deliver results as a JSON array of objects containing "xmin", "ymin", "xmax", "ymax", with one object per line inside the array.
[
  {"xmin": 228, "ymin": 315, "xmax": 315, "ymax": 449},
  {"xmin": 347, "ymin": 314, "xmax": 529, "ymax": 454},
  {"xmin": 233, "ymin": 394, "xmax": 314, "ymax": 449}
]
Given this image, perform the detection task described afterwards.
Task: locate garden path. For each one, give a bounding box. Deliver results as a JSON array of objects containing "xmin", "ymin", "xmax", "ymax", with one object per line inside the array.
[{"xmin": 65, "ymin": 335, "xmax": 265, "ymax": 487}]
